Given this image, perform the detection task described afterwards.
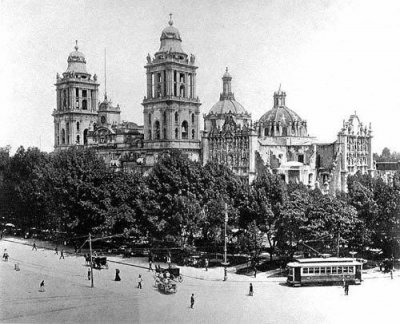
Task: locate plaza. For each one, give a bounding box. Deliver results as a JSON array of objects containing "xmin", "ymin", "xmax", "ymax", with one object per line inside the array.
[{"xmin": 0, "ymin": 238, "xmax": 398, "ymax": 323}]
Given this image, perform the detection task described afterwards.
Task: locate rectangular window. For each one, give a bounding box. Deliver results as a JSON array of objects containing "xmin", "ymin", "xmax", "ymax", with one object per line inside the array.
[
  {"xmin": 338, "ymin": 266, "xmax": 342, "ymax": 274},
  {"xmin": 309, "ymin": 268, "xmax": 314, "ymax": 274},
  {"xmin": 343, "ymin": 266, "xmax": 348, "ymax": 273},
  {"xmin": 298, "ymin": 154, "xmax": 304, "ymax": 163},
  {"xmin": 314, "ymin": 267, "xmax": 320, "ymax": 274},
  {"xmin": 82, "ymin": 90, "xmax": 87, "ymax": 97},
  {"xmin": 326, "ymin": 267, "xmax": 331, "ymax": 274},
  {"xmin": 321, "ymin": 267, "xmax": 326, "ymax": 274},
  {"xmin": 332, "ymin": 267, "xmax": 337, "ymax": 274},
  {"xmin": 76, "ymin": 88, "xmax": 79, "ymax": 97},
  {"xmin": 303, "ymin": 268, "xmax": 308, "ymax": 274},
  {"xmin": 349, "ymin": 266, "xmax": 354, "ymax": 273}
]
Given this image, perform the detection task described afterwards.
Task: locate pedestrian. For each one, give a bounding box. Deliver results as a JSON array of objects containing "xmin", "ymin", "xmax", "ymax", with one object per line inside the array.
[
  {"xmin": 115, "ymin": 269, "xmax": 121, "ymax": 281},
  {"xmin": 59, "ymin": 249, "xmax": 64, "ymax": 259},
  {"xmin": 249, "ymin": 283, "xmax": 254, "ymax": 296},
  {"xmin": 190, "ymin": 293, "xmax": 195, "ymax": 309},
  {"xmin": 149, "ymin": 259, "xmax": 153, "ymax": 272},
  {"xmin": 390, "ymin": 270, "xmax": 393, "ymax": 279},
  {"xmin": 137, "ymin": 274, "xmax": 143, "ymax": 289},
  {"xmin": 39, "ymin": 280, "xmax": 45, "ymax": 292},
  {"xmin": 167, "ymin": 255, "xmax": 171, "ymax": 268},
  {"xmin": 254, "ymin": 266, "xmax": 257, "ymax": 278},
  {"xmin": 88, "ymin": 268, "xmax": 91, "ymax": 281},
  {"xmin": 55, "ymin": 246, "xmax": 58, "ymax": 255},
  {"xmin": 205, "ymin": 258, "xmax": 209, "ymax": 271},
  {"xmin": 3, "ymin": 249, "xmax": 9, "ymax": 261},
  {"xmin": 344, "ymin": 281, "xmax": 349, "ymax": 295},
  {"xmin": 32, "ymin": 241, "xmax": 37, "ymax": 251}
]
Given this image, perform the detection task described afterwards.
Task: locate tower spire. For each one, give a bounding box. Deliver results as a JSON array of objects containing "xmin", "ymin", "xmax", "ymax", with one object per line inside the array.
[{"xmin": 104, "ymin": 48, "xmax": 107, "ymax": 100}]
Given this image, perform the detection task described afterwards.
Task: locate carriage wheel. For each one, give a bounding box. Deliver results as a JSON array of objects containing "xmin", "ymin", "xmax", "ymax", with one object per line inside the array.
[{"xmin": 178, "ymin": 275, "xmax": 183, "ymax": 283}]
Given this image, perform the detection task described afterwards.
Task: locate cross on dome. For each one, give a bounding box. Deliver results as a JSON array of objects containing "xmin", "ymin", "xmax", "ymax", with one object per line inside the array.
[
  {"xmin": 75, "ymin": 40, "xmax": 79, "ymax": 51},
  {"xmin": 169, "ymin": 13, "xmax": 173, "ymax": 26}
]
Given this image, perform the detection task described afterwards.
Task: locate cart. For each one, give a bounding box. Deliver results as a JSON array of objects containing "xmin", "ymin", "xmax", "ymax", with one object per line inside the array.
[
  {"xmin": 157, "ymin": 279, "xmax": 177, "ymax": 294},
  {"xmin": 93, "ymin": 256, "xmax": 108, "ymax": 269},
  {"xmin": 155, "ymin": 266, "xmax": 183, "ymax": 283}
]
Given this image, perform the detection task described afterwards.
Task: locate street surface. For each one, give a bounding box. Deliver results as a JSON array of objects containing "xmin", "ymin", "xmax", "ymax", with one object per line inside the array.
[{"xmin": 0, "ymin": 238, "xmax": 398, "ymax": 323}]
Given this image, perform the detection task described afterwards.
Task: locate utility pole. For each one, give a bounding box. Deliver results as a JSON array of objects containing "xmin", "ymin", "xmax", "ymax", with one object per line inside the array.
[
  {"xmin": 89, "ymin": 233, "xmax": 94, "ymax": 288},
  {"xmin": 337, "ymin": 226, "xmax": 340, "ymax": 258},
  {"xmin": 223, "ymin": 202, "xmax": 228, "ymax": 281}
]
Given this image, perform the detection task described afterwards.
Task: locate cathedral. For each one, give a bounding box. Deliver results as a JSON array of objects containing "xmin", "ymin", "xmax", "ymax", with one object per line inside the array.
[{"xmin": 52, "ymin": 17, "xmax": 374, "ymax": 194}]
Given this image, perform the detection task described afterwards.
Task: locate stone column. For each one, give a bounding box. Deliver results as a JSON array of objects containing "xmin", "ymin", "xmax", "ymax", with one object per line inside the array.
[{"xmin": 185, "ymin": 72, "xmax": 189, "ymax": 99}]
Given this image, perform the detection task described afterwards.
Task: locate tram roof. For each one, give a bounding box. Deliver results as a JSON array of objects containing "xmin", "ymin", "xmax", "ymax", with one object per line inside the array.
[{"xmin": 288, "ymin": 257, "xmax": 363, "ymax": 267}]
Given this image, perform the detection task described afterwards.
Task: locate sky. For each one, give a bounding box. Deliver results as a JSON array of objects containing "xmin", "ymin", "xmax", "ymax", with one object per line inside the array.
[{"xmin": 1, "ymin": 0, "xmax": 400, "ymax": 154}]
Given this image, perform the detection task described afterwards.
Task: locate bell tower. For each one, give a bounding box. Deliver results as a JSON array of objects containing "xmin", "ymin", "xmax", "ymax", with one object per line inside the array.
[
  {"xmin": 53, "ymin": 41, "xmax": 99, "ymax": 149},
  {"xmin": 142, "ymin": 15, "xmax": 201, "ymax": 163}
]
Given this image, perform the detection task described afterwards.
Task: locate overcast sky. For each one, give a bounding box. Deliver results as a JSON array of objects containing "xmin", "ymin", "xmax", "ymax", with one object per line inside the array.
[{"xmin": 1, "ymin": 0, "xmax": 400, "ymax": 154}]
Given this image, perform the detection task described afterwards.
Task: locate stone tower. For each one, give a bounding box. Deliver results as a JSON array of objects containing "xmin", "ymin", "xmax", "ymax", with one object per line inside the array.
[
  {"xmin": 53, "ymin": 41, "xmax": 99, "ymax": 149},
  {"xmin": 142, "ymin": 15, "xmax": 201, "ymax": 164}
]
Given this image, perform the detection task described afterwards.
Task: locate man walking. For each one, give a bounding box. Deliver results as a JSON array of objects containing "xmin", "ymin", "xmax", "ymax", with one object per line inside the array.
[
  {"xmin": 344, "ymin": 281, "xmax": 349, "ymax": 295},
  {"xmin": 205, "ymin": 258, "xmax": 209, "ymax": 271},
  {"xmin": 249, "ymin": 283, "xmax": 254, "ymax": 296},
  {"xmin": 190, "ymin": 293, "xmax": 195, "ymax": 309},
  {"xmin": 390, "ymin": 270, "xmax": 393, "ymax": 279},
  {"xmin": 137, "ymin": 274, "xmax": 143, "ymax": 289},
  {"xmin": 39, "ymin": 280, "xmax": 45, "ymax": 292},
  {"xmin": 55, "ymin": 246, "xmax": 58, "ymax": 255},
  {"xmin": 59, "ymin": 249, "xmax": 65, "ymax": 259},
  {"xmin": 32, "ymin": 241, "xmax": 37, "ymax": 251},
  {"xmin": 149, "ymin": 259, "xmax": 153, "ymax": 272},
  {"xmin": 87, "ymin": 268, "xmax": 91, "ymax": 281}
]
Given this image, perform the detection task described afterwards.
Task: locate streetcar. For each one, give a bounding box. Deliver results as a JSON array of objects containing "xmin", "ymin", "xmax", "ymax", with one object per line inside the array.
[{"xmin": 287, "ymin": 257, "xmax": 363, "ymax": 287}]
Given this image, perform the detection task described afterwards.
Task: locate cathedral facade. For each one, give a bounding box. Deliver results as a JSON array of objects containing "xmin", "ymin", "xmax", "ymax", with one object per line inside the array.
[{"xmin": 53, "ymin": 17, "xmax": 374, "ymax": 193}]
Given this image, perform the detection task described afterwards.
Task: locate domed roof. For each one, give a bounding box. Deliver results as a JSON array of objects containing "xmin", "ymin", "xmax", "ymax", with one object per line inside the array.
[
  {"xmin": 66, "ymin": 41, "xmax": 88, "ymax": 74},
  {"xmin": 209, "ymin": 99, "xmax": 247, "ymax": 115},
  {"xmin": 259, "ymin": 90, "xmax": 302, "ymax": 125},
  {"xmin": 208, "ymin": 68, "xmax": 249, "ymax": 116},
  {"xmin": 158, "ymin": 15, "xmax": 185, "ymax": 54},
  {"xmin": 259, "ymin": 106, "xmax": 302, "ymax": 124}
]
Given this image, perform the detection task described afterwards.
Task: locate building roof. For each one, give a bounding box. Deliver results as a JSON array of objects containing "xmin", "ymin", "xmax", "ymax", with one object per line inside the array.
[
  {"xmin": 158, "ymin": 16, "xmax": 185, "ymax": 54},
  {"xmin": 209, "ymin": 99, "xmax": 248, "ymax": 115},
  {"xmin": 66, "ymin": 41, "xmax": 88, "ymax": 74}
]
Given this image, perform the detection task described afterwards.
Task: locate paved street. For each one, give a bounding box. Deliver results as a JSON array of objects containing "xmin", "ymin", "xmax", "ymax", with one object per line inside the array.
[{"xmin": 0, "ymin": 238, "xmax": 398, "ymax": 323}]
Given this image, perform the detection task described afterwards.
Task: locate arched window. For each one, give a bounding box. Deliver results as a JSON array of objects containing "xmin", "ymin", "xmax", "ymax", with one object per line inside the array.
[
  {"xmin": 77, "ymin": 122, "xmax": 80, "ymax": 131},
  {"xmin": 175, "ymin": 112, "xmax": 179, "ymax": 123},
  {"xmin": 82, "ymin": 100, "xmax": 87, "ymax": 110},
  {"xmin": 155, "ymin": 121, "xmax": 160, "ymax": 139},
  {"xmin": 175, "ymin": 128, "xmax": 178, "ymax": 139},
  {"xmin": 191, "ymin": 129, "xmax": 195, "ymax": 139},
  {"xmin": 61, "ymin": 129, "xmax": 65, "ymax": 144},
  {"xmin": 76, "ymin": 135, "xmax": 80, "ymax": 144},
  {"xmin": 66, "ymin": 122, "xmax": 70, "ymax": 144},
  {"xmin": 191, "ymin": 113, "xmax": 195, "ymax": 124},
  {"xmin": 83, "ymin": 129, "xmax": 88, "ymax": 145},
  {"xmin": 181, "ymin": 121, "xmax": 188, "ymax": 139}
]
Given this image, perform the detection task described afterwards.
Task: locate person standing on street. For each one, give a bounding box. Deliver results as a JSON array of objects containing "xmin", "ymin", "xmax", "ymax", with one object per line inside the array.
[
  {"xmin": 167, "ymin": 255, "xmax": 171, "ymax": 268},
  {"xmin": 137, "ymin": 274, "xmax": 143, "ymax": 289},
  {"xmin": 87, "ymin": 268, "xmax": 91, "ymax": 281},
  {"xmin": 344, "ymin": 281, "xmax": 349, "ymax": 295},
  {"xmin": 390, "ymin": 270, "xmax": 393, "ymax": 279},
  {"xmin": 249, "ymin": 283, "xmax": 254, "ymax": 296},
  {"xmin": 39, "ymin": 280, "xmax": 45, "ymax": 292},
  {"xmin": 59, "ymin": 249, "xmax": 65, "ymax": 259},
  {"xmin": 55, "ymin": 246, "xmax": 58, "ymax": 255},
  {"xmin": 190, "ymin": 293, "xmax": 195, "ymax": 308},
  {"xmin": 115, "ymin": 269, "xmax": 121, "ymax": 281},
  {"xmin": 32, "ymin": 242, "xmax": 37, "ymax": 251},
  {"xmin": 149, "ymin": 260, "xmax": 153, "ymax": 272},
  {"xmin": 205, "ymin": 258, "xmax": 209, "ymax": 271}
]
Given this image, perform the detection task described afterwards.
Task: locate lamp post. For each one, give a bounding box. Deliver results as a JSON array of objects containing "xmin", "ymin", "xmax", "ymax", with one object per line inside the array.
[{"xmin": 222, "ymin": 203, "xmax": 229, "ymax": 281}]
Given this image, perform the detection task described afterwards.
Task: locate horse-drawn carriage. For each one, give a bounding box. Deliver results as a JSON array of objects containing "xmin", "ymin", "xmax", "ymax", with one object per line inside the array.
[
  {"xmin": 154, "ymin": 266, "xmax": 182, "ymax": 294},
  {"xmin": 86, "ymin": 254, "xmax": 108, "ymax": 269}
]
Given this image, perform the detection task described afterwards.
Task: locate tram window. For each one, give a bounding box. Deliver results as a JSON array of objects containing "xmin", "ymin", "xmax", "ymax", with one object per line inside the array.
[
  {"xmin": 321, "ymin": 267, "xmax": 326, "ymax": 274},
  {"xmin": 327, "ymin": 267, "xmax": 331, "ymax": 274},
  {"xmin": 343, "ymin": 266, "xmax": 348, "ymax": 273},
  {"xmin": 309, "ymin": 268, "xmax": 314, "ymax": 274},
  {"xmin": 314, "ymin": 267, "xmax": 320, "ymax": 274},
  {"xmin": 332, "ymin": 267, "xmax": 337, "ymax": 274},
  {"xmin": 303, "ymin": 268, "xmax": 308, "ymax": 274},
  {"xmin": 338, "ymin": 267, "xmax": 342, "ymax": 274},
  {"xmin": 349, "ymin": 267, "xmax": 354, "ymax": 273}
]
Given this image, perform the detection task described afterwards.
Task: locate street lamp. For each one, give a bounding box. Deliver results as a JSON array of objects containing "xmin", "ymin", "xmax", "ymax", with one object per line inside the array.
[{"xmin": 222, "ymin": 203, "xmax": 229, "ymax": 281}]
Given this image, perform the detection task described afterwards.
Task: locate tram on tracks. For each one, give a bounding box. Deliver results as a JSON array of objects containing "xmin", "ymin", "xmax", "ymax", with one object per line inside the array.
[{"xmin": 287, "ymin": 257, "xmax": 363, "ymax": 287}]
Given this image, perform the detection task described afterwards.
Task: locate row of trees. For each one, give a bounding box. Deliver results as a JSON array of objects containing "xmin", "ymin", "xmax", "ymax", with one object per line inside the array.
[{"xmin": 1, "ymin": 146, "xmax": 399, "ymax": 259}]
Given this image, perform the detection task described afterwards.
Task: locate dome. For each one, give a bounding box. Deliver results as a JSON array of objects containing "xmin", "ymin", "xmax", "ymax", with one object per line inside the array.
[
  {"xmin": 66, "ymin": 41, "xmax": 88, "ymax": 74},
  {"xmin": 158, "ymin": 16, "xmax": 185, "ymax": 54},
  {"xmin": 209, "ymin": 100, "xmax": 247, "ymax": 115},
  {"xmin": 259, "ymin": 106, "xmax": 302, "ymax": 125},
  {"xmin": 208, "ymin": 68, "xmax": 249, "ymax": 116}
]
